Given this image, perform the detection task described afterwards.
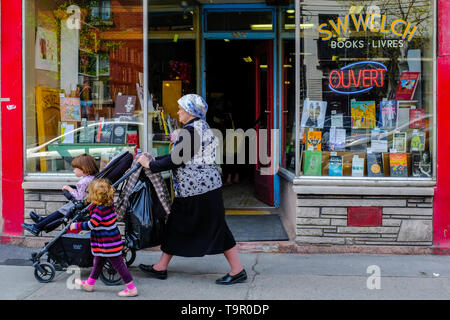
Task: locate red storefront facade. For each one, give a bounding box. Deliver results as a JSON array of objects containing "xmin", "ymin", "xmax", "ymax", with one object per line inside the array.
[{"xmin": 0, "ymin": 0, "xmax": 449, "ymax": 252}]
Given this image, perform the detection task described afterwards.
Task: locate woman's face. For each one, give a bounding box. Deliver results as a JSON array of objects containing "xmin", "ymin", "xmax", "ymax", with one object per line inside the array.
[{"xmin": 177, "ymin": 105, "xmax": 194, "ymax": 124}]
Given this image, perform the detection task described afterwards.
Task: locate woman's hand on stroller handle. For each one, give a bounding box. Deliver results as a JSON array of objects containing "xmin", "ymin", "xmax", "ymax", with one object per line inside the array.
[{"xmin": 136, "ymin": 153, "xmax": 152, "ymax": 169}]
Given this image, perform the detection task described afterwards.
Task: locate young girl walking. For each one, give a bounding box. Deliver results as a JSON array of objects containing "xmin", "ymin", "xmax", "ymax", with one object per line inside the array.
[
  {"xmin": 23, "ymin": 153, "xmax": 98, "ymax": 236},
  {"xmin": 69, "ymin": 178, "xmax": 138, "ymax": 297}
]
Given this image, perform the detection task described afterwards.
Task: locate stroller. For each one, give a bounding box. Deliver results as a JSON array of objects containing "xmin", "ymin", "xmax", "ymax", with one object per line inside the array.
[{"xmin": 31, "ymin": 151, "xmax": 140, "ymax": 284}]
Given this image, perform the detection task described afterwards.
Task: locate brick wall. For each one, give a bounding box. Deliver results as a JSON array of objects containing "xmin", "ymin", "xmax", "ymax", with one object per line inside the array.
[{"xmin": 296, "ymin": 195, "xmax": 433, "ymax": 246}]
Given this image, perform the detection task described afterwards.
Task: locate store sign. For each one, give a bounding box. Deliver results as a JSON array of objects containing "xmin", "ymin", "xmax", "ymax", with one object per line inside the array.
[
  {"xmin": 328, "ymin": 61, "xmax": 387, "ymax": 95},
  {"xmin": 318, "ymin": 13, "xmax": 418, "ymax": 43}
]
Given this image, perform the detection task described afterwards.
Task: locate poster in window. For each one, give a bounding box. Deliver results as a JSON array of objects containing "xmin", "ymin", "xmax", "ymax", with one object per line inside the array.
[
  {"xmin": 35, "ymin": 27, "xmax": 58, "ymax": 72},
  {"xmin": 394, "ymin": 72, "xmax": 420, "ymax": 100},
  {"xmin": 300, "ymin": 99, "xmax": 327, "ymax": 129},
  {"xmin": 412, "ymin": 151, "xmax": 431, "ymax": 178},
  {"xmin": 60, "ymin": 97, "xmax": 81, "ymax": 122},
  {"xmin": 351, "ymin": 100, "xmax": 376, "ymax": 129},
  {"xmin": 115, "ymin": 95, "xmax": 136, "ymax": 117},
  {"xmin": 380, "ymin": 100, "xmax": 398, "ymax": 130}
]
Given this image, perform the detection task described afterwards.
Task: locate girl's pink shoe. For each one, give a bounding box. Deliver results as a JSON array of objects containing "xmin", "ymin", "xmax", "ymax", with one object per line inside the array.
[
  {"xmin": 118, "ymin": 287, "xmax": 138, "ymax": 297},
  {"xmin": 75, "ymin": 279, "xmax": 94, "ymax": 292}
]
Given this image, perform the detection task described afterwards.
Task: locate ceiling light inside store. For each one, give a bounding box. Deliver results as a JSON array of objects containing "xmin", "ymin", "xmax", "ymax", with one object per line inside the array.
[
  {"xmin": 286, "ymin": 9, "xmax": 295, "ymax": 14},
  {"xmin": 243, "ymin": 56, "xmax": 253, "ymax": 63},
  {"xmin": 250, "ymin": 24, "xmax": 273, "ymax": 30},
  {"xmin": 349, "ymin": 5, "xmax": 364, "ymax": 14}
]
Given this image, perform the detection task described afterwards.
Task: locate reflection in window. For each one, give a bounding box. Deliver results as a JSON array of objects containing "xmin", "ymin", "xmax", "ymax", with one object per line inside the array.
[
  {"xmin": 25, "ymin": 0, "xmax": 144, "ymax": 173},
  {"xmin": 298, "ymin": 0, "xmax": 434, "ymax": 178}
]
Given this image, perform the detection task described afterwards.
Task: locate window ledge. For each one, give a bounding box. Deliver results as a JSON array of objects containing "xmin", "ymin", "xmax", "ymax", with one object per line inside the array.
[
  {"xmin": 293, "ymin": 177, "xmax": 436, "ymax": 196},
  {"xmin": 278, "ymin": 167, "xmax": 295, "ymax": 182},
  {"xmin": 23, "ymin": 175, "xmax": 78, "ymax": 190}
]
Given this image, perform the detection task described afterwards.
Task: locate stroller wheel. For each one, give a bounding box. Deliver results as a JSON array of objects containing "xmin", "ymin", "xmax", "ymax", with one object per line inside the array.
[
  {"xmin": 123, "ymin": 248, "xmax": 136, "ymax": 267},
  {"xmin": 99, "ymin": 261, "xmax": 122, "ymax": 286},
  {"xmin": 34, "ymin": 262, "xmax": 56, "ymax": 283}
]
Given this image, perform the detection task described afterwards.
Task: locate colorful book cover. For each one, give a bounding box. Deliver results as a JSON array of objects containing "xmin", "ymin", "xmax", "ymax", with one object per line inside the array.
[
  {"xmin": 370, "ymin": 128, "xmax": 388, "ymax": 153},
  {"xmin": 60, "ymin": 97, "xmax": 81, "ymax": 122},
  {"xmin": 60, "ymin": 122, "xmax": 75, "ymax": 144},
  {"xmin": 352, "ymin": 155, "xmax": 365, "ymax": 177},
  {"xmin": 306, "ymin": 130, "xmax": 322, "ymax": 151},
  {"xmin": 99, "ymin": 123, "xmax": 113, "ymax": 143},
  {"xmin": 410, "ymin": 130, "xmax": 425, "ymax": 152},
  {"xmin": 392, "ymin": 132, "xmax": 407, "ymax": 153},
  {"xmin": 380, "ymin": 100, "xmax": 398, "ymax": 129},
  {"xmin": 394, "ymin": 72, "xmax": 420, "ymax": 100},
  {"xmin": 350, "ymin": 100, "xmax": 376, "ymax": 129},
  {"xmin": 78, "ymin": 119, "xmax": 96, "ymax": 143},
  {"xmin": 412, "ymin": 151, "xmax": 432, "ymax": 178},
  {"xmin": 329, "ymin": 127, "xmax": 346, "ymax": 151},
  {"xmin": 328, "ymin": 155, "xmax": 343, "ymax": 176},
  {"xmin": 300, "ymin": 98, "xmax": 327, "ymax": 128},
  {"xmin": 409, "ymin": 108, "xmax": 426, "ymax": 129},
  {"xmin": 111, "ymin": 124, "xmax": 127, "ymax": 144},
  {"xmin": 367, "ymin": 152, "xmax": 384, "ymax": 177},
  {"xmin": 115, "ymin": 95, "xmax": 136, "ymax": 117},
  {"xmin": 350, "ymin": 128, "xmax": 368, "ymax": 151},
  {"xmin": 304, "ymin": 150, "xmax": 322, "ymax": 176},
  {"xmin": 389, "ymin": 153, "xmax": 408, "ymax": 177}
]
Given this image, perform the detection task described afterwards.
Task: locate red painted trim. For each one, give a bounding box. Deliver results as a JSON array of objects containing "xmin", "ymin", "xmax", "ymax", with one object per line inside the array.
[
  {"xmin": 1, "ymin": 1, "xmax": 24, "ymax": 235},
  {"xmin": 434, "ymin": 0, "xmax": 450, "ymax": 249},
  {"xmin": 347, "ymin": 207, "xmax": 382, "ymax": 227}
]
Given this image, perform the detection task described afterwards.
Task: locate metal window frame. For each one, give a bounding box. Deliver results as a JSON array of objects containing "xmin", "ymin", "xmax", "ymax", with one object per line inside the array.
[{"xmin": 294, "ymin": 0, "xmax": 437, "ymax": 185}]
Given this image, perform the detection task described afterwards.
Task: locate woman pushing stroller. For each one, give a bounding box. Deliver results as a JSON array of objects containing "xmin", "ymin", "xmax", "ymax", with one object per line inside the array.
[{"xmin": 22, "ymin": 153, "xmax": 98, "ymax": 236}]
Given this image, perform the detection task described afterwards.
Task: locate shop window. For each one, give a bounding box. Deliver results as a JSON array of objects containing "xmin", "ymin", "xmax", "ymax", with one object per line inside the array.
[
  {"xmin": 298, "ymin": 0, "xmax": 434, "ymax": 179},
  {"xmin": 206, "ymin": 11, "xmax": 273, "ymax": 32},
  {"xmin": 147, "ymin": 40, "xmax": 196, "ymax": 152},
  {"xmin": 25, "ymin": 0, "xmax": 144, "ymax": 174}
]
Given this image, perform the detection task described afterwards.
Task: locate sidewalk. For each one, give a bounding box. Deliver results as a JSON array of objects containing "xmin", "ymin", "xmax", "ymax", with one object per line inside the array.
[{"xmin": 1, "ymin": 243, "xmax": 450, "ymax": 300}]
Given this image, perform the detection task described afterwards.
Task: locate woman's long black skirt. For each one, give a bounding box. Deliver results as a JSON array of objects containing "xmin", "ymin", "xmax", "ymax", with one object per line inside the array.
[{"xmin": 160, "ymin": 187, "xmax": 236, "ymax": 257}]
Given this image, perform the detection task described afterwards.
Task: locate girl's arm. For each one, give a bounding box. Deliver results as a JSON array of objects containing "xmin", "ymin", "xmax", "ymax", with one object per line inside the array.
[{"xmin": 70, "ymin": 176, "xmax": 93, "ymax": 200}]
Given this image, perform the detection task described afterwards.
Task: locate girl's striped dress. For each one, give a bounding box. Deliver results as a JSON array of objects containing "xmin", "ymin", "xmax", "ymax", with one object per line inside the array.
[{"xmin": 73, "ymin": 204, "xmax": 123, "ymax": 257}]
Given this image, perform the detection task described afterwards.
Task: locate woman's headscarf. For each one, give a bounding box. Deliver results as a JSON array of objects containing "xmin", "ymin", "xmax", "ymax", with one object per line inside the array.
[{"xmin": 178, "ymin": 94, "xmax": 208, "ymax": 120}]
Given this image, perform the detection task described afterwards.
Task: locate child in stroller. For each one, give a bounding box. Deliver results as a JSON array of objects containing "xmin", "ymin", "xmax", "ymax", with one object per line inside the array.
[
  {"xmin": 22, "ymin": 153, "xmax": 99, "ymax": 236},
  {"xmin": 30, "ymin": 151, "xmax": 136, "ymax": 285}
]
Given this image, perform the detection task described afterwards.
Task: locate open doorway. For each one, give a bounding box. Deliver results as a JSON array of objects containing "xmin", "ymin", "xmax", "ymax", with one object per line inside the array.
[{"xmin": 205, "ymin": 39, "xmax": 273, "ymax": 210}]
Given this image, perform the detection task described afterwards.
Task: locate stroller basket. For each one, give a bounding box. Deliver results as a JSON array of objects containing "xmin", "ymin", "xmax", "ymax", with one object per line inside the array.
[{"xmin": 47, "ymin": 233, "xmax": 93, "ymax": 268}]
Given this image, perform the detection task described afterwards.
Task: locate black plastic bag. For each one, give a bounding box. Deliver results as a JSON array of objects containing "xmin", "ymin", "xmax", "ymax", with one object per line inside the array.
[{"xmin": 125, "ymin": 180, "xmax": 165, "ymax": 250}]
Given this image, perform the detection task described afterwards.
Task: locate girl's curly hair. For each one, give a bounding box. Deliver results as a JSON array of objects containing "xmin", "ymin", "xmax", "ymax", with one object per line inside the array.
[{"xmin": 87, "ymin": 179, "xmax": 115, "ymax": 206}]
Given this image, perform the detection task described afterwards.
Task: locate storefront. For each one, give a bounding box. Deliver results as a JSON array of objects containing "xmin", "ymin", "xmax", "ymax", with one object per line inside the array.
[{"xmin": 1, "ymin": 0, "xmax": 448, "ymax": 253}]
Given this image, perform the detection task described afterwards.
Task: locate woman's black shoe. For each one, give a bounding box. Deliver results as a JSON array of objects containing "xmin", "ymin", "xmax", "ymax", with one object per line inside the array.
[
  {"xmin": 215, "ymin": 269, "xmax": 247, "ymax": 285},
  {"xmin": 138, "ymin": 264, "xmax": 168, "ymax": 279},
  {"xmin": 22, "ymin": 223, "xmax": 40, "ymax": 236},
  {"xmin": 29, "ymin": 211, "xmax": 43, "ymax": 223}
]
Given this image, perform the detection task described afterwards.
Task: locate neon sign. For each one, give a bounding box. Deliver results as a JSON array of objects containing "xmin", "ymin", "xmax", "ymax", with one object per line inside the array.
[{"xmin": 328, "ymin": 61, "xmax": 387, "ymax": 95}]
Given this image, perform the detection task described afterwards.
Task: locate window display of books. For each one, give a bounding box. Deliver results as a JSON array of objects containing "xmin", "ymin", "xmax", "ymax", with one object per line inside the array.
[{"xmin": 300, "ymin": 82, "xmax": 431, "ymax": 178}]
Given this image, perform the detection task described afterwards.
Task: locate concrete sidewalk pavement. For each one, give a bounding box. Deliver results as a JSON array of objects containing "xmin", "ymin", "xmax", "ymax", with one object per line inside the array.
[{"xmin": 2, "ymin": 244, "xmax": 450, "ymax": 300}]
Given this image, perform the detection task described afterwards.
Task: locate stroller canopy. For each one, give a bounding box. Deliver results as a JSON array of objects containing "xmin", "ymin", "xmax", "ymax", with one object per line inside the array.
[{"xmin": 95, "ymin": 151, "xmax": 134, "ymax": 185}]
